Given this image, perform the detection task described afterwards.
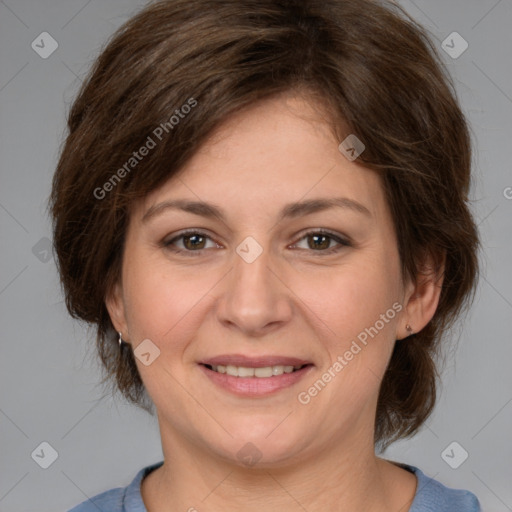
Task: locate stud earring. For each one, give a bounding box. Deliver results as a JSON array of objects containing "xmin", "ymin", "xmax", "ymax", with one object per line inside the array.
[
  {"xmin": 406, "ymin": 324, "xmax": 414, "ymax": 336},
  {"xmin": 118, "ymin": 331, "xmax": 124, "ymax": 347}
]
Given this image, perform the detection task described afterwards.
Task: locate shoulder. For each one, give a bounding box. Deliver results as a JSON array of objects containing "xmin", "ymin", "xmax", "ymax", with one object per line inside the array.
[
  {"xmin": 67, "ymin": 487, "xmax": 124, "ymax": 512},
  {"xmin": 403, "ymin": 464, "xmax": 481, "ymax": 512},
  {"xmin": 66, "ymin": 461, "xmax": 164, "ymax": 512}
]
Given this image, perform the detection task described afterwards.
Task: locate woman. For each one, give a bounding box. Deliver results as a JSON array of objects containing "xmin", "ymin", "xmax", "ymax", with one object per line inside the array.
[{"xmin": 51, "ymin": 0, "xmax": 481, "ymax": 510}]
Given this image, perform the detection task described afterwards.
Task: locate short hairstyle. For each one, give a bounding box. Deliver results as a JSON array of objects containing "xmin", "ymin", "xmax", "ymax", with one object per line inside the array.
[{"xmin": 50, "ymin": 0, "xmax": 480, "ymax": 450}]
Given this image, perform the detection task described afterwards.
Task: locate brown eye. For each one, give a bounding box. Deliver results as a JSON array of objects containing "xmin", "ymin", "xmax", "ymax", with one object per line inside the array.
[
  {"xmin": 182, "ymin": 233, "xmax": 207, "ymax": 250},
  {"xmin": 307, "ymin": 233, "xmax": 332, "ymax": 250},
  {"xmin": 163, "ymin": 230, "xmax": 218, "ymax": 255},
  {"xmin": 293, "ymin": 230, "xmax": 351, "ymax": 254}
]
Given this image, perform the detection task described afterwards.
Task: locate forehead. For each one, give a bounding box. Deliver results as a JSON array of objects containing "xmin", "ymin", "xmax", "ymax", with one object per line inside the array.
[{"xmin": 135, "ymin": 92, "xmax": 386, "ymax": 222}]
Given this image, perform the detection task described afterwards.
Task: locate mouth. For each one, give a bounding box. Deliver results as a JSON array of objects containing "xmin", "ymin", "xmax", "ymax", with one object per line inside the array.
[
  {"xmin": 198, "ymin": 355, "xmax": 314, "ymax": 396},
  {"xmin": 201, "ymin": 363, "xmax": 311, "ymax": 378}
]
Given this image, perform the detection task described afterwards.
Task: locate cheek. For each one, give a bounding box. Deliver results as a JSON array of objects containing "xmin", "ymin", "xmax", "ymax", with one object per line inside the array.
[
  {"xmin": 122, "ymin": 256, "xmax": 216, "ymax": 344},
  {"xmin": 298, "ymin": 261, "xmax": 400, "ymax": 344},
  {"xmin": 292, "ymin": 250, "xmax": 402, "ymax": 397}
]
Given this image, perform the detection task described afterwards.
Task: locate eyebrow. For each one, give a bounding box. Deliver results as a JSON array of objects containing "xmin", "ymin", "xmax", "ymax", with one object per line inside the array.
[{"xmin": 142, "ymin": 197, "xmax": 372, "ymax": 224}]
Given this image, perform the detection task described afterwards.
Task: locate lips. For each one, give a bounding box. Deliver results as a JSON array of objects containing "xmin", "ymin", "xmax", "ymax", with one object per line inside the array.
[
  {"xmin": 199, "ymin": 354, "xmax": 313, "ymax": 368},
  {"xmin": 197, "ymin": 354, "xmax": 315, "ymax": 395},
  {"xmin": 199, "ymin": 358, "xmax": 314, "ymax": 396}
]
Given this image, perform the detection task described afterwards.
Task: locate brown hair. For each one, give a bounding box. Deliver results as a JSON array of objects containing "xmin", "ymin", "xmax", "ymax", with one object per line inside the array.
[{"xmin": 49, "ymin": 0, "xmax": 480, "ymax": 450}]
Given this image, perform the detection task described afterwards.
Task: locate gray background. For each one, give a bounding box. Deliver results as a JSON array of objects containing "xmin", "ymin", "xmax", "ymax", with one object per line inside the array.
[{"xmin": 1, "ymin": 1, "xmax": 511, "ymax": 511}]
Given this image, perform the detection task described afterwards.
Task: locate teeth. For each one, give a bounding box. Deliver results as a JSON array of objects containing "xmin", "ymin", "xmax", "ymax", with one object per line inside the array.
[
  {"xmin": 255, "ymin": 366, "xmax": 273, "ymax": 377},
  {"xmin": 210, "ymin": 364, "xmax": 303, "ymax": 378},
  {"xmin": 237, "ymin": 366, "xmax": 255, "ymax": 377}
]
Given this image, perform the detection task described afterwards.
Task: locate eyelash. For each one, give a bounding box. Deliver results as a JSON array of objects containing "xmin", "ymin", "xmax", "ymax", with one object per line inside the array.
[{"xmin": 162, "ymin": 228, "xmax": 352, "ymax": 256}]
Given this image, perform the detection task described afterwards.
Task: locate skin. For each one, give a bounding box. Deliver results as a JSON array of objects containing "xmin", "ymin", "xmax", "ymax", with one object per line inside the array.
[{"xmin": 106, "ymin": 90, "xmax": 444, "ymax": 512}]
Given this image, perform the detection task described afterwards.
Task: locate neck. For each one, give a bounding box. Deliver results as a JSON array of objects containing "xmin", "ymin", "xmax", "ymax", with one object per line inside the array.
[{"xmin": 141, "ymin": 419, "xmax": 416, "ymax": 512}]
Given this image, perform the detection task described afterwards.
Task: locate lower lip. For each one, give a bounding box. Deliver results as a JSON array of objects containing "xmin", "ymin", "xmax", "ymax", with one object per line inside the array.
[{"xmin": 199, "ymin": 364, "xmax": 314, "ymax": 397}]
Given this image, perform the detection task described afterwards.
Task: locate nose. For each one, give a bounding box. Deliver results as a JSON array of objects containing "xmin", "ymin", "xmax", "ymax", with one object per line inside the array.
[{"xmin": 216, "ymin": 241, "xmax": 293, "ymax": 337}]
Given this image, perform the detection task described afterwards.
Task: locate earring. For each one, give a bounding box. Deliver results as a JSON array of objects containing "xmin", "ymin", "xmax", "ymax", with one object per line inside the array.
[
  {"xmin": 118, "ymin": 331, "xmax": 124, "ymax": 347},
  {"xmin": 406, "ymin": 324, "xmax": 414, "ymax": 336}
]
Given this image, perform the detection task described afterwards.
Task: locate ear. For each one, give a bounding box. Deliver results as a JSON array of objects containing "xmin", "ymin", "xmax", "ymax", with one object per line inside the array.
[
  {"xmin": 399, "ymin": 249, "xmax": 446, "ymax": 339},
  {"xmin": 105, "ymin": 281, "xmax": 130, "ymax": 342}
]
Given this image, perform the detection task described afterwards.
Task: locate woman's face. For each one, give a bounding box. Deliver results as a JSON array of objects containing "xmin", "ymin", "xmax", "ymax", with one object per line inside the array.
[{"xmin": 108, "ymin": 92, "xmax": 416, "ymax": 466}]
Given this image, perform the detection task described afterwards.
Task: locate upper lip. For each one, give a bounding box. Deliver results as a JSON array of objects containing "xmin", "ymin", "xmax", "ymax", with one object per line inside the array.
[{"xmin": 199, "ymin": 354, "xmax": 313, "ymax": 368}]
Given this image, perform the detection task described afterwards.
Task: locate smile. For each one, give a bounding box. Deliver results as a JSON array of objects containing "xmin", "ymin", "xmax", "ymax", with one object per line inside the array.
[
  {"xmin": 199, "ymin": 362, "xmax": 314, "ymax": 396},
  {"xmin": 204, "ymin": 363, "xmax": 308, "ymax": 378}
]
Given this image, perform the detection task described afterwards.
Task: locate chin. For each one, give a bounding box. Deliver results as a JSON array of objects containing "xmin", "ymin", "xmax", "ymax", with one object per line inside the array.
[{"xmin": 204, "ymin": 423, "xmax": 308, "ymax": 469}]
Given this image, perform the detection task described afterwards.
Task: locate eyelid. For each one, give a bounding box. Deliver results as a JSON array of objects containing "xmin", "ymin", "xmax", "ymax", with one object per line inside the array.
[
  {"xmin": 289, "ymin": 228, "xmax": 352, "ymax": 252},
  {"xmin": 163, "ymin": 228, "xmax": 222, "ymax": 251}
]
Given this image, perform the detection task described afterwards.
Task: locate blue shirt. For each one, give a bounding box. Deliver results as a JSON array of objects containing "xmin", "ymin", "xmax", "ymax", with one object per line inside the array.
[{"xmin": 68, "ymin": 461, "xmax": 481, "ymax": 511}]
